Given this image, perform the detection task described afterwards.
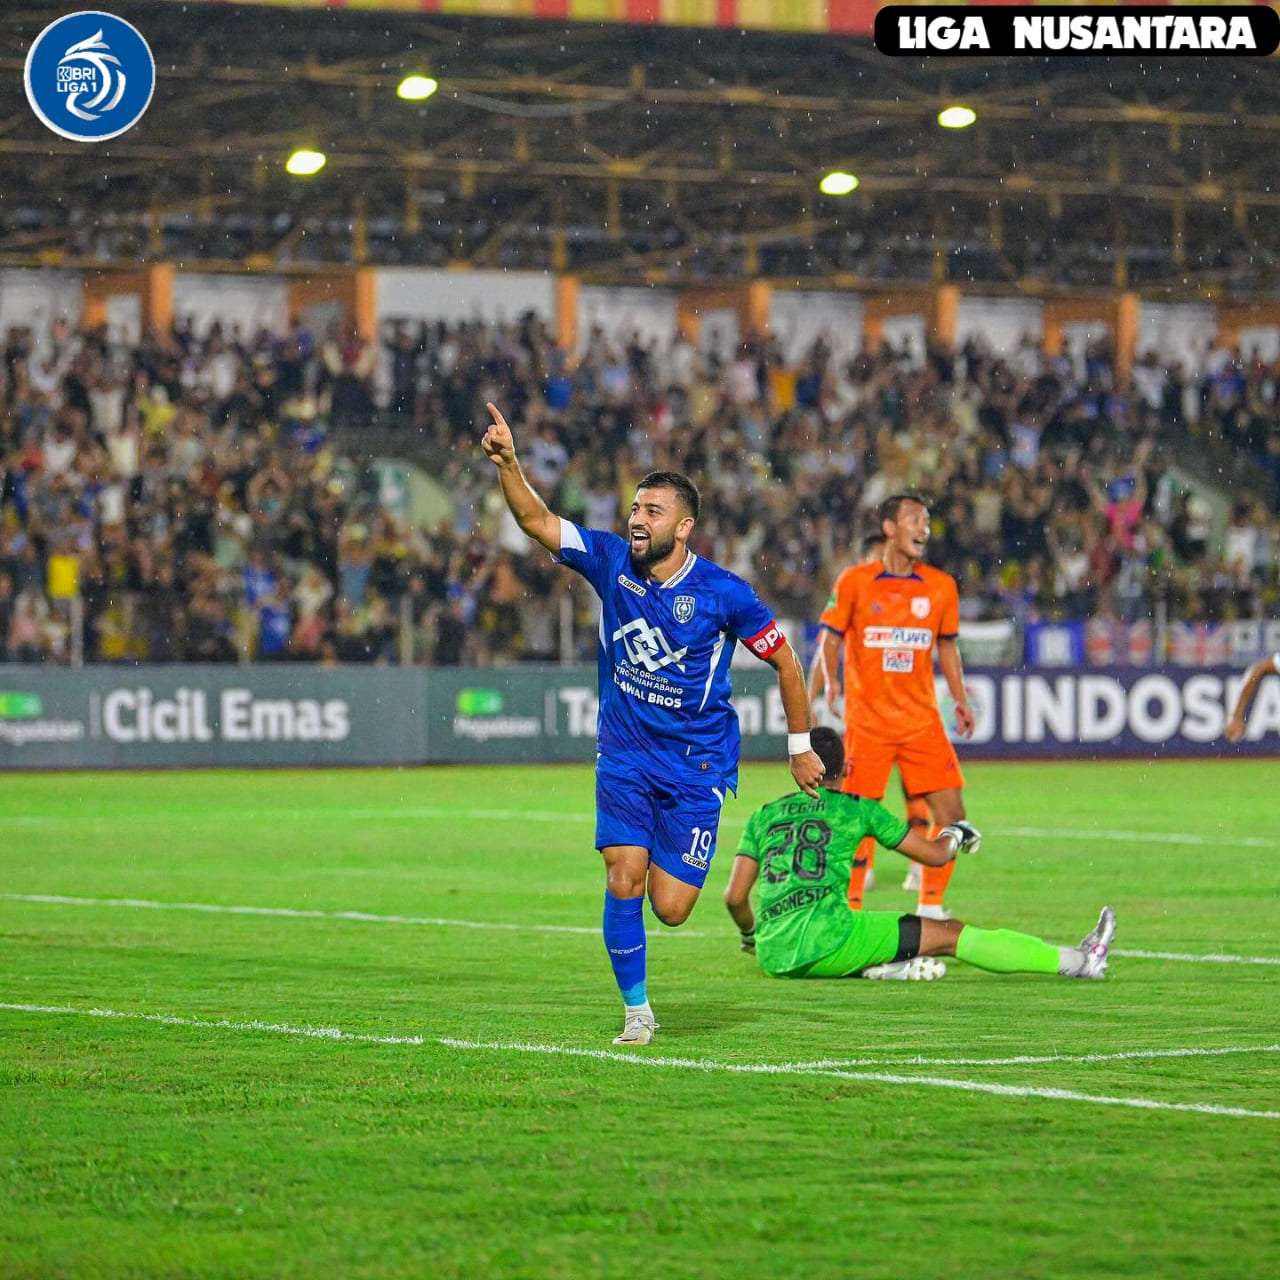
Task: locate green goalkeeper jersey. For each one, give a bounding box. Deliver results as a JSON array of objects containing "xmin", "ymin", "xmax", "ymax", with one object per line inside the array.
[{"xmin": 737, "ymin": 788, "xmax": 910, "ymax": 975}]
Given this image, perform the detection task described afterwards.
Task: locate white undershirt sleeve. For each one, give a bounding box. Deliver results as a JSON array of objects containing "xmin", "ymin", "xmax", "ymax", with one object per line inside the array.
[{"xmin": 559, "ymin": 517, "xmax": 587, "ymax": 553}]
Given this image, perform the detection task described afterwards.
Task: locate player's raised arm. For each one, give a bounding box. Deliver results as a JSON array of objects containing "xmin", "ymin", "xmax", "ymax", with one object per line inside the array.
[
  {"xmin": 1225, "ymin": 654, "xmax": 1279, "ymax": 742},
  {"xmin": 480, "ymin": 402, "xmax": 561, "ymax": 554}
]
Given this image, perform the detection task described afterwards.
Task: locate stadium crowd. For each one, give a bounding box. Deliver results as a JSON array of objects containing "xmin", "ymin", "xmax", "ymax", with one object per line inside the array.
[{"xmin": 0, "ymin": 309, "xmax": 1277, "ymax": 665}]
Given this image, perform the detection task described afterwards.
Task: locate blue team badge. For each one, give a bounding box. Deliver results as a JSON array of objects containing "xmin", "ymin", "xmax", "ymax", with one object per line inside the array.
[
  {"xmin": 24, "ymin": 11, "xmax": 155, "ymax": 143},
  {"xmin": 673, "ymin": 595, "xmax": 696, "ymax": 624}
]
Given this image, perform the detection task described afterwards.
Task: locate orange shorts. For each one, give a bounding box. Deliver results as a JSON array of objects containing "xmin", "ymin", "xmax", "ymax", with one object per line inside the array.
[{"xmin": 844, "ymin": 722, "xmax": 965, "ymax": 800}]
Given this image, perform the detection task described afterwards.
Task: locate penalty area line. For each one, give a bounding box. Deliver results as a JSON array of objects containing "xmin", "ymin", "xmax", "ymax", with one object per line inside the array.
[
  {"xmin": 4, "ymin": 892, "xmax": 1280, "ymax": 967},
  {"xmin": 1, "ymin": 1001, "xmax": 1278, "ymax": 1122}
]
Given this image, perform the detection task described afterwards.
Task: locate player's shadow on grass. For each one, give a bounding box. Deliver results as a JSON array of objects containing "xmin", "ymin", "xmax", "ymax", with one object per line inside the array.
[{"xmin": 645, "ymin": 1001, "xmax": 752, "ymax": 1035}]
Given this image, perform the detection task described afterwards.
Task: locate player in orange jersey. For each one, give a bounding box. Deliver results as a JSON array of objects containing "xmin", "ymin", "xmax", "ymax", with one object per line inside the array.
[
  {"xmin": 814, "ymin": 494, "xmax": 975, "ymax": 920},
  {"xmin": 1224, "ymin": 652, "xmax": 1280, "ymax": 742},
  {"xmin": 809, "ymin": 525, "xmax": 932, "ymax": 909}
]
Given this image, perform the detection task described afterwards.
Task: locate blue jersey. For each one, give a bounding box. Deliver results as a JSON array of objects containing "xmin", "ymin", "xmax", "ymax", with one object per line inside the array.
[{"xmin": 556, "ymin": 518, "xmax": 785, "ymax": 791}]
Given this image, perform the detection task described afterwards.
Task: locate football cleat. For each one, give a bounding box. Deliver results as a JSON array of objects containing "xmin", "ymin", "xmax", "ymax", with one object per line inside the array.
[
  {"xmin": 612, "ymin": 1011, "xmax": 657, "ymax": 1045},
  {"xmin": 901, "ymin": 863, "xmax": 921, "ymax": 892},
  {"xmin": 1076, "ymin": 906, "xmax": 1116, "ymax": 980},
  {"xmin": 915, "ymin": 903, "xmax": 953, "ymax": 922},
  {"xmin": 861, "ymin": 956, "xmax": 947, "ymax": 982}
]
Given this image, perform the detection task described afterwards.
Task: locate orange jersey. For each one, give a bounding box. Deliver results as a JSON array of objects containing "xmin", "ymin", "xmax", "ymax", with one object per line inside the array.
[{"xmin": 819, "ymin": 561, "xmax": 960, "ymax": 738}]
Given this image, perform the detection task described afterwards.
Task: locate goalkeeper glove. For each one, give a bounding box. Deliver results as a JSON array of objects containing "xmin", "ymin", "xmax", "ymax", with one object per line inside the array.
[
  {"xmin": 740, "ymin": 928, "xmax": 756, "ymax": 955},
  {"xmin": 939, "ymin": 820, "xmax": 982, "ymax": 855}
]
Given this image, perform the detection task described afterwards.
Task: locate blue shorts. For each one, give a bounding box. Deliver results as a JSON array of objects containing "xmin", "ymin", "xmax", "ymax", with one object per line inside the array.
[{"xmin": 594, "ymin": 755, "xmax": 727, "ymax": 889}]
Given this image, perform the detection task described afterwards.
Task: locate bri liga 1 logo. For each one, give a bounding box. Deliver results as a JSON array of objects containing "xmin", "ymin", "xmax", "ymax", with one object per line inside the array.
[{"xmin": 24, "ymin": 11, "xmax": 155, "ymax": 142}]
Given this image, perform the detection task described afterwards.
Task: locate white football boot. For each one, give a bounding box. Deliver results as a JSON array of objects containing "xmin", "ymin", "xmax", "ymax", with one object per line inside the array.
[
  {"xmin": 613, "ymin": 1010, "xmax": 657, "ymax": 1045},
  {"xmin": 901, "ymin": 863, "xmax": 921, "ymax": 892},
  {"xmin": 915, "ymin": 903, "xmax": 953, "ymax": 922},
  {"xmin": 861, "ymin": 956, "xmax": 947, "ymax": 981},
  {"xmin": 1076, "ymin": 906, "xmax": 1117, "ymax": 979}
]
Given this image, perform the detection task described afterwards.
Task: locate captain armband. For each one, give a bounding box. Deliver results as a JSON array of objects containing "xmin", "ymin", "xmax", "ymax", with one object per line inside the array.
[{"xmin": 744, "ymin": 621, "xmax": 786, "ymax": 660}]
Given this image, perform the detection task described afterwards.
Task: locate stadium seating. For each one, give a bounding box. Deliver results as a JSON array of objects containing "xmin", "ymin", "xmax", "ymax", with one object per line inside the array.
[{"xmin": 1, "ymin": 315, "xmax": 1276, "ymax": 665}]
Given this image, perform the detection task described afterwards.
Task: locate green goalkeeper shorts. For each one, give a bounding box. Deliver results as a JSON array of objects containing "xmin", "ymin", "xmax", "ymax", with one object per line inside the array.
[{"xmin": 784, "ymin": 910, "xmax": 907, "ymax": 978}]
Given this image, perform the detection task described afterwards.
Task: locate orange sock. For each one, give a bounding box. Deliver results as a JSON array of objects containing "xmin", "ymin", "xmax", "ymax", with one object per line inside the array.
[
  {"xmin": 919, "ymin": 820, "xmax": 956, "ymax": 908},
  {"xmin": 919, "ymin": 857, "xmax": 956, "ymax": 907},
  {"xmin": 848, "ymin": 836, "xmax": 876, "ymax": 910},
  {"xmin": 904, "ymin": 795, "xmax": 931, "ymax": 830}
]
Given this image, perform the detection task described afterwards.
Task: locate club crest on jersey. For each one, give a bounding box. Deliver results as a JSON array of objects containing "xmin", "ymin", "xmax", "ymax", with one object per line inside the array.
[
  {"xmin": 612, "ymin": 617, "xmax": 688, "ymax": 673},
  {"xmin": 911, "ymin": 596, "xmax": 931, "ymax": 619},
  {"xmin": 673, "ymin": 594, "xmax": 696, "ymax": 624}
]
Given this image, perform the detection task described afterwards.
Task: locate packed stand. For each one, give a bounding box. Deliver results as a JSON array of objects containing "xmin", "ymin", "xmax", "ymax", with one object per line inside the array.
[
  {"xmin": 1, "ymin": 311, "xmax": 1277, "ymax": 667},
  {"xmin": 0, "ymin": 317, "xmax": 569, "ymax": 667}
]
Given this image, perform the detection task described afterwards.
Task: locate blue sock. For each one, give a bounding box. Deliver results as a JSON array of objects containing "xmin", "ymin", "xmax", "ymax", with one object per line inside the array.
[{"xmin": 602, "ymin": 892, "xmax": 647, "ymax": 1007}]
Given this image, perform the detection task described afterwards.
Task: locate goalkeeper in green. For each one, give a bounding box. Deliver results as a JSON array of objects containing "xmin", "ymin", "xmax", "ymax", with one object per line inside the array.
[{"xmin": 724, "ymin": 727, "xmax": 1114, "ymax": 981}]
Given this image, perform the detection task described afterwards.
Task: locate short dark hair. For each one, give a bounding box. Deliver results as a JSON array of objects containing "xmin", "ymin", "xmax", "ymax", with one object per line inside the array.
[
  {"xmin": 859, "ymin": 526, "xmax": 886, "ymax": 556},
  {"xmin": 878, "ymin": 493, "xmax": 928, "ymax": 528},
  {"xmin": 637, "ymin": 471, "xmax": 700, "ymax": 521},
  {"xmin": 811, "ymin": 726, "xmax": 845, "ymax": 784}
]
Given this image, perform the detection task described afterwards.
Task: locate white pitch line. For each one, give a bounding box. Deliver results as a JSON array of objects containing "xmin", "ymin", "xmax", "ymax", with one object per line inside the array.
[
  {"xmin": 2, "ymin": 1002, "xmax": 1277, "ymax": 1122},
  {"xmin": 3, "ymin": 805, "xmax": 588, "ymax": 827},
  {"xmin": 782, "ymin": 1043, "xmax": 1280, "ymax": 1070},
  {"xmin": 988, "ymin": 824, "xmax": 1279, "ymax": 850},
  {"xmin": 5, "ymin": 892, "xmax": 1280, "ymax": 967},
  {"xmin": 0, "ymin": 893, "xmax": 601, "ymax": 937},
  {"xmin": 1112, "ymin": 948, "xmax": 1280, "ymax": 967},
  {"xmin": 7, "ymin": 805, "xmax": 1277, "ymax": 849},
  {"xmin": 441, "ymin": 1037, "xmax": 1280, "ymax": 1073},
  {"xmin": 0, "ymin": 1002, "xmax": 429, "ymax": 1047},
  {"xmin": 808, "ymin": 1071, "xmax": 1280, "ymax": 1121}
]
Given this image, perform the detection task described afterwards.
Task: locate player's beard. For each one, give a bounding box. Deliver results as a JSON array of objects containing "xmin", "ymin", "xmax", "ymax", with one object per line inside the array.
[{"xmin": 629, "ymin": 531, "xmax": 676, "ymax": 571}]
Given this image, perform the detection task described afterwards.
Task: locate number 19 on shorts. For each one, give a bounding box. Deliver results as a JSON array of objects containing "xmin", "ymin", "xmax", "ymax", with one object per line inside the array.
[{"xmin": 682, "ymin": 826, "xmax": 714, "ymax": 871}]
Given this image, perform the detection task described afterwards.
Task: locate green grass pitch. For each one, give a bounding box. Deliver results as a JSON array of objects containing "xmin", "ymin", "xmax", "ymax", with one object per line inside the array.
[{"xmin": 3, "ymin": 759, "xmax": 1279, "ymax": 1279}]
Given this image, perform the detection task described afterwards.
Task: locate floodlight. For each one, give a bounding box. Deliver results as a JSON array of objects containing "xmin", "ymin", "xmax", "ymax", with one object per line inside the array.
[
  {"xmin": 819, "ymin": 171, "xmax": 859, "ymax": 196},
  {"xmin": 938, "ymin": 105, "xmax": 977, "ymax": 129},
  {"xmin": 285, "ymin": 149, "xmax": 327, "ymax": 177},
  {"xmin": 398, "ymin": 75, "xmax": 439, "ymax": 102}
]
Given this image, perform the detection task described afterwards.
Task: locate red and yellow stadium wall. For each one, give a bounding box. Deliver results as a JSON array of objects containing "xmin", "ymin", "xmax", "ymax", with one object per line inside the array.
[{"xmin": 194, "ymin": 0, "xmax": 1275, "ymax": 38}]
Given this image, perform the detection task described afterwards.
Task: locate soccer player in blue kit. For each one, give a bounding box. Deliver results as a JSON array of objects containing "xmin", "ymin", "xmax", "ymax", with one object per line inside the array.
[{"xmin": 483, "ymin": 403, "xmax": 825, "ymax": 1045}]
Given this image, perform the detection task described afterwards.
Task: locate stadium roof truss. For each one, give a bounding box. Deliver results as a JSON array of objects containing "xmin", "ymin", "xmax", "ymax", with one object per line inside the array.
[{"xmin": 3, "ymin": 2, "xmax": 1280, "ymax": 297}]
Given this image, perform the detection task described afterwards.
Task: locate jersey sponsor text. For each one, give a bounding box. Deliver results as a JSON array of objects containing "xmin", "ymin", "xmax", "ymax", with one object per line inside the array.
[{"xmin": 862, "ymin": 626, "xmax": 934, "ymax": 650}]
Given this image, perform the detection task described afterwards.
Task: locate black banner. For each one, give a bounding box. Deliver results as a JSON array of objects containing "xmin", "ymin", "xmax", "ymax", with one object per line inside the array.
[{"xmin": 875, "ymin": 5, "xmax": 1280, "ymax": 57}]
